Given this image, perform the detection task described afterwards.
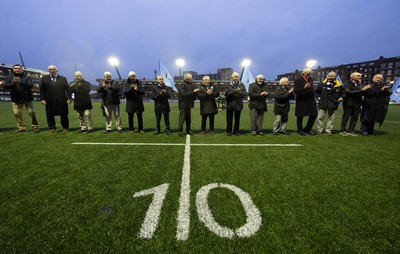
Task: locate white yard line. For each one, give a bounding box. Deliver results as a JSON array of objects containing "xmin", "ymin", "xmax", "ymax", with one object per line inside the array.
[
  {"xmin": 176, "ymin": 135, "xmax": 191, "ymax": 241},
  {"xmin": 72, "ymin": 142, "xmax": 302, "ymax": 147}
]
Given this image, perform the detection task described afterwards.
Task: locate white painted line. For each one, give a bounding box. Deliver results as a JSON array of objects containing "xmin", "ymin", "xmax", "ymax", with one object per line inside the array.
[
  {"xmin": 133, "ymin": 183, "xmax": 169, "ymax": 239},
  {"xmin": 72, "ymin": 142, "xmax": 185, "ymax": 146},
  {"xmin": 385, "ymin": 120, "xmax": 400, "ymax": 124},
  {"xmin": 176, "ymin": 135, "xmax": 191, "ymax": 241},
  {"xmin": 191, "ymin": 144, "xmax": 302, "ymax": 147},
  {"xmin": 196, "ymin": 183, "xmax": 262, "ymax": 238},
  {"xmin": 72, "ymin": 142, "xmax": 302, "ymax": 147}
]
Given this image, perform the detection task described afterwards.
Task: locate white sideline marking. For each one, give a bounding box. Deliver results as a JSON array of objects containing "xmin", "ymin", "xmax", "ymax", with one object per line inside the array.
[
  {"xmin": 176, "ymin": 135, "xmax": 191, "ymax": 240},
  {"xmin": 72, "ymin": 142, "xmax": 302, "ymax": 147},
  {"xmin": 385, "ymin": 120, "xmax": 400, "ymax": 124}
]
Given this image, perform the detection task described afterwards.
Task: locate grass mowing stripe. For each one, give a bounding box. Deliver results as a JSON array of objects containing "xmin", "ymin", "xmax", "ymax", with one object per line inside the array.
[{"xmin": 176, "ymin": 134, "xmax": 191, "ymax": 240}]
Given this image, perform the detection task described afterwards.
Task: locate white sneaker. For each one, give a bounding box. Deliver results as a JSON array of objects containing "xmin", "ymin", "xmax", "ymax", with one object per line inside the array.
[{"xmin": 340, "ymin": 131, "xmax": 349, "ymax": 136}]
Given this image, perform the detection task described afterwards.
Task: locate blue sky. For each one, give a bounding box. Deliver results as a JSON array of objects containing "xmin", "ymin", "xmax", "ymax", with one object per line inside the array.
[{"xmin": 3, "ymin": 0, "xmax": 400, "ymax": 84}]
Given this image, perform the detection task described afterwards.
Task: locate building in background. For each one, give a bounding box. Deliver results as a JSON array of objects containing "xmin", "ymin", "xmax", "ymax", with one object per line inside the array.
[{"xmin": 277, "ymin": 56, "xmax": 400, "ymax": 85}]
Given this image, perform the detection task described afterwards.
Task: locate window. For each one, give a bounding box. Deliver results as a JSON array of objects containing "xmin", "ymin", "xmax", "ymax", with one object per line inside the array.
[
  {"xmin": 381, "ymin": 63, "xmax": 386, "ymax": 68},
  {"xmin": 388, "ymin": 62, "xmax": 393, "ymax": 68},
  {"xmin": 396, "ymin": 61, "xmax": 400, "ymax": 67},
  {"xmin": 387, "ymin": 70, "xmax": 392, "ymax": 75}
]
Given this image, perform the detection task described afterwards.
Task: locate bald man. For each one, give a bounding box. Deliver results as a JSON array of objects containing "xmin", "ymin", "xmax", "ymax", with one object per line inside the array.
[
  {"xmin": 248, "ymin": 74, "xmax": 269, "ymax": 135},
  {"xmin": 70, "ymin": 71, "xmax": 93, "ymax": 133},
  {"xmin": 225, "ymin": 72, "xmax": 247, "ymax": 136},
  {"xmin": 97, "ymin": 72, "xmax": 122, "ymax": 133},
  {"xmin": 40, "ymin": 65, "xmax": 71, "ymax": 133}
]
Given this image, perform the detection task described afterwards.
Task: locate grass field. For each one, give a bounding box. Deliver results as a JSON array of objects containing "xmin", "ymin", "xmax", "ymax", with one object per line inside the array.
[{"xmin": 0, "ymin": 101, "xmax": 399, "ymax": 253}]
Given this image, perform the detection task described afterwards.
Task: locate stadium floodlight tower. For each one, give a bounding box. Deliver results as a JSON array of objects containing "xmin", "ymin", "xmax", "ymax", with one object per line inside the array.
[
  {"xmin": 240, "ymin": 59, "xmax": 251, "ymax": 79},
  {"xmin": 176, "ymin": 58, "xmax": 185, "ymax": 78},
  {"xmin": 108, "ymin": 57, "xmax": 122, "ymax": 80},
  {"xmin": 306, "ymin": 59, "xmax": 317, "ymax": 69}
]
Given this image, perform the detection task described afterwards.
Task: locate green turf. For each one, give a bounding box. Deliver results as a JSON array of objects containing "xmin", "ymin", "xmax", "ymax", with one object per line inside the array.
[{"xmin": 0, "ymin": 101, "xmax": 399, "ymax": 253}]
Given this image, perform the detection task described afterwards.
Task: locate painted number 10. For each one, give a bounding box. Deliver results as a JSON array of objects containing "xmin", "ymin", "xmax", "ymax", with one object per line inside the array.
[{"xmin": 133, "ymin": 183, "xmax": 262, "ymax": 240}]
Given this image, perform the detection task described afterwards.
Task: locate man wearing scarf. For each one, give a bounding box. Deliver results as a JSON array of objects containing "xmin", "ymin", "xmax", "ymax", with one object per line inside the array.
[
  {"xmin": 294, "ymin": 67, "xmax": 318, "ymax": 136},
  {"xmin": 4, "ymin": 64, "xmax": 39, "ymax": 133},
  {"xmin": 315, "ymin": 72, "xmax": 343, "ymax": 135}
]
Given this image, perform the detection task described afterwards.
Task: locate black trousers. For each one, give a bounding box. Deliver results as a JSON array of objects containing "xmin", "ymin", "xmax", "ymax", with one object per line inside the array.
[
  {"xmin": 201, "ymin": 114, "xmax": 215, "ymax": 131},
  {"xmin": 178, "ymin": 109, "xmax": 191, "ymax": 132},
  {"xmin": 128, "ymin": 112, "xmax": 143, "ymax": 131},
  {"xmin": 226, "ymin": 110, "xmax": 241, "ymax": 133},
  {"xmin": 341, "ymin": 106, "xmax": 360, "ymax": 132},
  {"xmin": 155, "ymin": 113, "xmax": 170, "ymax": 131},
  {"xmin": 296, "ymin": 115, "xmax": 316, "ymax": 132},
  {"xmin": 46, "ymin": 104, "xmax": 69, "ymax": 130}
]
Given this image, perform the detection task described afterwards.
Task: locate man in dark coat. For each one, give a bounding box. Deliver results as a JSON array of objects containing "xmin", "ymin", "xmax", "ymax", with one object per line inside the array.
[
  {"xmin": 177, "ymin": 73, "xmax": 200, "ymax": 137},
  {"xmin": 40, "ymin": 65, "xmax": 71, "ymax": 133},
  {"xmin": 152, "ymin": 75, "xmax": 171, "ymax": 135},
  {"xmin": 360, "ymin": 74, "xmax": 392, "ymax": 136},
  {"xmin": 273, "ymin": 77, "xmax": 294, "ymax": 135},
  {"xmin": 124, "ymin": 71, "xmax": 145, "ymax": 135},
  {"xmin": 340, "ymin": 72, "xmax": 363, "ymax": 136},
  {"xmin": 225, "ymin": 72, "xmax": 247, "ymax": 136},
  {"xmin": 197, "ymin": 76, "xmax": 219, "ymax": 134},
  {"xmin": 248, "ymin": 74, "xmax": 269, "ymax": 135},
  {"xmin": 97, "ymin": 71, "xmax": 122, "ymax": 133},
  {"xmin": 315, "ymin": 72, "xmax": 343, "ymax": 135},
  {"xmin": 69, "ymin": 71, "xmax": 93, "ymax": 133},
  {"xmin": 294, "ymin": 67, "xmax": 317, "ymax": 136},
  {"xmin": 4, "ymin": 64, "xmax": 39, "ymax": 133}
]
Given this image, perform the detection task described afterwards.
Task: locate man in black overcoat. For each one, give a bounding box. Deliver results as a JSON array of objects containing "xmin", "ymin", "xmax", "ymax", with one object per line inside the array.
[
  {"xmin": 152, "ymin": 76, "xmax": 171, "ymax": 135},
  {"xmin": 294, "ymin": 67, "xmax": 317, "ymax": 136},
  {"xmin": 40, "ymin": 65, "xmax": 71, "ymax": 133}
]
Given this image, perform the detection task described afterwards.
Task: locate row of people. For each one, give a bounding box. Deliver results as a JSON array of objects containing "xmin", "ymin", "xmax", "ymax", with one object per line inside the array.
[{"xmin": 4, "ymin": 65, "xmax": 392, "ymax": 136}]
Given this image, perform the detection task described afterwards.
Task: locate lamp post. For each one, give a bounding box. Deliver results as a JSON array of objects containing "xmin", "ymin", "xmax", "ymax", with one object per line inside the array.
[
  {"xmin": 176, "ymin": 58, "xmax": 185, "ymax": 78},
  {"xmin": 108, "ymin": 57, "xmax": 122, "ymax": 80},
  {"xmin": 306, "ymin": 59, "xmax": 317, "ymax": 69},
  {"xmin": 240, "ymin": 59, "xmax": 251, "ymax": 79}
]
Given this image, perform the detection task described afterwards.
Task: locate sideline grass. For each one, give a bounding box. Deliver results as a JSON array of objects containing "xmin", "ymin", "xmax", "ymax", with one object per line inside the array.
[{"xmin": 0, "ymin": 101, "xmax": 399, "ymax": 253}]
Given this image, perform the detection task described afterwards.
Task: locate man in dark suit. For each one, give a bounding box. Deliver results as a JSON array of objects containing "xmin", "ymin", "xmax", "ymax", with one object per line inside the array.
[
  {"xmin": 40, "ymin": 65, "xmax": 71, "ymax": 133},
  {"xmin": 225, "ymin": 72, "xmax": 247, "ymax": 136},
  {"xmin": 152, "ymin": 76, "xmax": 171, "ymax": 135},
  {"xmin": 177, "ymin": 73, "xmax": 199, "ymax": 137},
  {"xmin": 294, "ymin": 67, "xmax": 317, "ymax": 136},
  {"xmin": 340, "ymin": 72, "xmax": 363, "ymax": 136}
]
